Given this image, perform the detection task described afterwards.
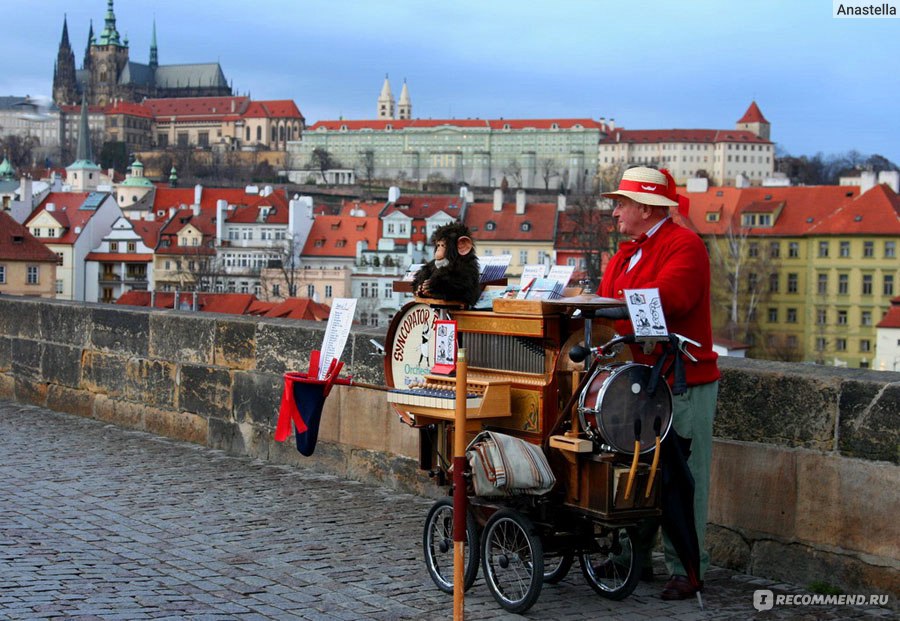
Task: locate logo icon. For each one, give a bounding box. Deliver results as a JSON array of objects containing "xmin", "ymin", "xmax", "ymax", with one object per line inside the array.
[
  {"xmin": 641, "ymin": 184, "xmax": 657, "ymax": 191},
  {"xmin": 754, "ymin": 589, "xmax": 775, "ymax": 611}
]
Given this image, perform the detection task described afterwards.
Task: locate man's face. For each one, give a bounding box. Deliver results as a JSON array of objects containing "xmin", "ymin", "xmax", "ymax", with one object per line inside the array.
[
  {"xmin": 434, "ymin": 239, "xmax": 447, "ymax": 261},
  {"xmin": 612, "ymin": 197, "xmax": 650, "ymax": 238}
]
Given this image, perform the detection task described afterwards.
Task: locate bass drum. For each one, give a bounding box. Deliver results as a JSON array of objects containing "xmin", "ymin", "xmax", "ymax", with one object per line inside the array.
[{"xmin": 577, "ymin": 363, "xmax": 673, "ymax": 454}]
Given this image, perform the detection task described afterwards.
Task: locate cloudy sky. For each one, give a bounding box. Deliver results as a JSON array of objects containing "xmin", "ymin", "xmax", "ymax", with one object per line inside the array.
[{"xmin": 2, "ymin": 0, "xmax": 898, "ymax": 163}]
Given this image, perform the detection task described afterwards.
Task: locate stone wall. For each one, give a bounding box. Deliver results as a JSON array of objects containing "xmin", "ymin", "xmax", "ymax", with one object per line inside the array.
[{"xmin": 0, "ymin": 295, "xmax": 897, "ymax": 596}]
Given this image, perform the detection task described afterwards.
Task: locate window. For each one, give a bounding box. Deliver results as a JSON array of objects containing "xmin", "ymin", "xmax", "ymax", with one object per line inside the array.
[
  {"xmin": 837, "ymin": 310, "xmax": 848, "ymax": 325},
  {"xmin": 0, "ymin": 265, "xmax": 5, "ymax": 283},
  {"xmin": 56, "ymin": 279, "xmax": 63, "ymax": 294},
  {"xmin": 198, "ymin": 132, "xmax": 209, "ymax": 148},
  {"xmin": 177, "ymin": 132, "xmax": 188, "ymax": 147},
  {"xmin": 32, "ymin": 227, "xmax": 41, "ymax": 237},
  {"xmin": 748, "ymin": 273, "xmax": 758, "ymax": 290},
  {"xmin": 886, "ymin": 241, "xmax": 896, "ymax": 258},
  {"xmin": 748, "ymin": 242, "xmax": 759, "ymax": 258},
  {"xmin": 767, "ymin": 308, "xmax": 778, "ymax": 322},
  {"xmin": 818, "ymin": 241, "xmax": 829, "ymax": 258},
  {"xmin": 815, "ymin": 337, "xmax": 826, "ymax": 352},
  {"xmin": 817, "ymin": 273, "xmax": 828, "ymax": 295},
  {"xmin": 325, "ymin": 285, "xmax": 333, "ymax": 298},
  {"xmin": 787, "ymin": 308, "xmax": 797, "ymax": 323},
  {"xmin": 26, "ymin": 265, "xmax": 39, "ymax": 285},
  {"xmin": 863, "ymin": 241, "xmax": 874, "ymax": 257},
  {"xmin": 519, "ymin": 251, "xmax": 528, "ymax": 265},
  {"xmin": 862, "ymin": 274, "xmax": 873, "ymax": 295},
  {"xmin": 788, "ymin": 242, "xmax": 799, "ymax": 258},
  {"xmin": 127, "ymin": 242, "xmax": 136, "ymax": 253},
  {"xmin": 816, "ymin": 308, "xmax": 827, "ymax": 325},
  {"xmin": 786, "ymin": 335, "xmax": 797, "ymax": 348},
  {"xmin": 307, "ymin": 284, "xmax": 315, "ymax": 297},
  {"xmin": 861, "ymin": 310, "xmax": 872, "ymax": 326},
  {"xmin": 838, "ymin": 273, "xmax": 849, "ymax": 295},
  {"xmin": 860, "ymin": 339, "xmax": 871, "ymax": 353},
  {"xmin": 768, "ymin": 273, "xmax": 779, "ymax": 293},
  {"xmin": 360, "ymin": 282, "xmax": 369, "ymax": 297},
  {"xmin": 836, "ymin": 338, "xmax": 847, "ymax": 352},
  {"xmin": 787, "ymin": 273, "xmax": 798, "ymax": 293},
  {"xmin": 839, "ymin": 241, "xmax": 850, "ymax": 257},
  {"xmin": 485, "ymin": 221, "xmax": 496, "ymax": 231},
  {"xmin": 769, "ymin": 242, "xmax": 780, "ymax": 259},
  {"xmin": 884, "ymin": 274, "xmax": 895, "ymax": 296},
  {"xmin": 383, "ymin": 283, "xmax": 392, "ymax": 298}
]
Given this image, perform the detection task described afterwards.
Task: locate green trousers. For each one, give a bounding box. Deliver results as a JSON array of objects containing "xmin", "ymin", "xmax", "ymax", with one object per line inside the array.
[{"xmin": 636, "ymin": 380, "xmax": 718, "ymax": 579}]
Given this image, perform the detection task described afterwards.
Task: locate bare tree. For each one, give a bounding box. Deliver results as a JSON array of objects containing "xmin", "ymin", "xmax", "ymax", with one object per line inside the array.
[
  {"xmin": 595, "ymin": 162, "xmax": 627, "ymax": 195},
  {"xmin": 0, "ymin": 133, "xmax": 37, "ymax": 168},
  {"xmin": 310, "ymin": 147, "xmax": 338, "ymax": 184},
  {"xmin": 502, "ymin": 159, "xmax": 523, "ymax": 188},
  {"xmin": 259, "ymin": 235, "xmax": 304, "ymax": 300},
  {"xmin": 356, "ymin": 149, "xmax": 375, "ymax": 197},
  {"xmin": 707, "ymin": 221, "xmax": 780, "ymax": 347},
  {"xmin": 560, "ymin": 192, "xmax": 617, "ymax": 290},
  {"xmin": 539, "ymin": 158, "xmax": 559, "ymax": 190}
]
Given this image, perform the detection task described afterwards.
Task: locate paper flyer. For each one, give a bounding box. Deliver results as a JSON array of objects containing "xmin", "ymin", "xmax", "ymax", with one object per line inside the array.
[
  {"xmin": 318, "ymin": 298, "xmax": 358, "ymax": 379},
  {"xmin": 624, "ymin": 288, "xmax": 668, "ymax": 336},
  {"xmin": 547, "ymin": 264, "xmax": 576, "ymax": 289}
]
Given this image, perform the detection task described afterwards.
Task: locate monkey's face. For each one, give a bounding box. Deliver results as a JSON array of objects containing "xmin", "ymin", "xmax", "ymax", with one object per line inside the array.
[{"xmin": 434, "ymin": 240, "xmax": 448, "ymax": 261}]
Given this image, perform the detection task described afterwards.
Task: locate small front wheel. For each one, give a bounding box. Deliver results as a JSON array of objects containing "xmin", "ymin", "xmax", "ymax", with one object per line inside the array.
[
  {"xmin": 422, "ymin": 498, "xmax": 479, "ymax": 594},
  {"xmin": 542, "ymin": 550, "xmax": 575, "ymax": 584},
  {"xmin": 579, "ymin": 525, "xmax": 642, "ymax": 600},
  {"xmin": 481, "ymin": 508, "xmax": 543, "ymax": 613}
]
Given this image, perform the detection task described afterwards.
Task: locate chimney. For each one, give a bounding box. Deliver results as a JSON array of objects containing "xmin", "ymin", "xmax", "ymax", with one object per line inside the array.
[
  {"xmin": 169, "ymin": 207, "xmax": 175, "ymax": 218},
  {"xmin": 193, "ymin": 183, "xmax": 202, "ymax": 206},
  {"xmin": 493, "ymin": 188, "xmax": 503, "ymax": 212},
  {"xmin": 231, "ymin": 99, "xmax": 235, "ymax": 113},
  {"xmin": 515, "ymin": 189, "xmax": 526, "ymax": 215},
  {"xmin": 557, "ymin": 194, "xmax": 566, "ymax": 212},
  {"xmin": 878, "ymin": 170, "xmax": 899, "ymax": 193},
  {"xmin": 144, "ymin": 211, "xmax": 153, "ymax": 221},
  {"xmin": 609, "ymin": 118, "xmax": 616, "ymax": 131},
  {"xmin": 735, "ymin": 173, "xmax": 749, "ymax": 188},
  {"xmin": 860, "ymin": 171, "xmax": 877, "ymax": 194},
  {"xmin": 216, "ymin": 199, "xmax": 227, "ymax": 244},
  {"xmin": 388, "ymin": 186, "xmax": 401, "ymax": 203},
  {"xmin": 46, "ymin": 202, "xmax": 55, "ymax": 212},
  {"xmin": 262, "ymin": 185, "xmax": 273, "ymax": 197}
]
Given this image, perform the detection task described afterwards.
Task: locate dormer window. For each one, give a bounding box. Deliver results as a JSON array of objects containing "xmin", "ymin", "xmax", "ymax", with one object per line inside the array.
[
  {"xmin": 551, "ymin": 123, "xmax": 559, "ymax": 130},
  {"xmin": 340, "ymin": 124, "xmax": 348, "ymax": 131},
  {"xmin": 521, "ymin": 222, "xmax": 532, "ymax": 232},
  {"xmin": 503, "ymin": 124, "xmax": 510, "ymax": 130},
  {"xmin": 485, "ymin": 221, "xmax": 496, "ymax": 231},
  {"xmin": 705, "ymin": 212, "xmax": 720, "ymax": 222},
  {"xmin": 385, "ymin": 124, "xmax": 392, "ymax": 131}
]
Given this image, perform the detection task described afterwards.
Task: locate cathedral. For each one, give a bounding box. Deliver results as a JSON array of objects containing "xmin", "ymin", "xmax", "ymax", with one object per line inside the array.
[{"xmin": 52, "ymin": 0, "xmax": 232, "ymax": 107}]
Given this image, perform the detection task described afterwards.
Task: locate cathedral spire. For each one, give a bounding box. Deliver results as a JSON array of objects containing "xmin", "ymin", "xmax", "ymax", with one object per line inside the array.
[
  {"xmin": 377, "ymin": 74, "xmax": 395, "ymax": 120},
  {"xmin": 52, "ymin": 15, "xmax": 77, "ymax": 105},
  {"xmin": 84, "ymin": 20, "xmax": 94, "ymax": 70},
  {"xmin": 149, "ymin": 19, "xmax": 158, "ymax": 68},
  {"xmin": 61, "ymin": 13, "xmax": 71, "ymax": 47},
  {"xmin": 98, "ymin": 0, "xmax": 122, "ymax": 47},
  {"xmin": 397, "ymin": 79, "xmax": 412, "ymax": 120}
]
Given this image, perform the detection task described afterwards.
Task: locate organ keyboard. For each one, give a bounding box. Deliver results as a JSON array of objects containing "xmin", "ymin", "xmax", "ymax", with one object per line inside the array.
[{"xmin": 386, "ymin": 375, "xmax": 511, "ymax": 421}]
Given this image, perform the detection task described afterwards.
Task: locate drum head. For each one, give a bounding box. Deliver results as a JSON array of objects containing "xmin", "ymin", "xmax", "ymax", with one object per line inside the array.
[
  {"xmin": 578, "ymin": 363, "xmax": 673, "ymax": 454},
  {"xmin": 384, "ymin": 301, "xmax": 439, "ymax": 389}
]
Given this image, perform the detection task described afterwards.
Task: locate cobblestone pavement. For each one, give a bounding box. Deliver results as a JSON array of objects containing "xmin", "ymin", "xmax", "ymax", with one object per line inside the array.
[{"xmin": 1, "ymin": 400, "xmax": 894, "ymax": 621}]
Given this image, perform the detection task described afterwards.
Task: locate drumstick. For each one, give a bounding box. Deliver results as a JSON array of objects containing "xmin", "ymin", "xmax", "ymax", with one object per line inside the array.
[
  {"xmin": 645, "ymin": 416, "xmax": 662, "ymax": 498},
  {"xmin": 624, "ymin": 418, "xmax": 641, "ymax": 500}
]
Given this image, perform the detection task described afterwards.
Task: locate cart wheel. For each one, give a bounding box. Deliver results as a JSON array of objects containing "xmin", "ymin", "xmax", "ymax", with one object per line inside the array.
[
  {"xmin": 423, "ymin": 498, "xmax": 479, "ymax": 594},
  {"xmin": 578, "ymin": 525, "xmax": 642, "ymax": 600},
  {"xmin": 542, "ymin": 550, "xmax": 575, "ymax": 584},
  {"xmin": 481, "ymin": 509, "xmax": 543, "ymax": 613}
]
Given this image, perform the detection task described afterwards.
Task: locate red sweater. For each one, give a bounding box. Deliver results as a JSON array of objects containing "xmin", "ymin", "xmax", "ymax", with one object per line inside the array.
[{"xmin": 599, "ymin": 219, "xmax": 720, "ymax": 386}]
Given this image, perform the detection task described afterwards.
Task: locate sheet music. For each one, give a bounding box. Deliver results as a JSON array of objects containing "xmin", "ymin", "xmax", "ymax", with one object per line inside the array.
[{"xmin": 318, "ymin": 298, "xmax": 358, "ymax": 379}]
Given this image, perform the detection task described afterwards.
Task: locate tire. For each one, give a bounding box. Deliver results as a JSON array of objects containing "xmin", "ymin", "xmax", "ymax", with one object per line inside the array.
[
  {"xmin": 578, "ymin": 525, "xmax": 642, "ymax": 600},
  {"xmin": 481, "ymin": 508, "xmax": 543, "ymax": 613},
  {"xmin": 542, "ymin": 550, "xmax": 575, "ymax": 584},
  {"xmin": 422, "ymin": 498, "xmax": 479, "ymax": 594}
]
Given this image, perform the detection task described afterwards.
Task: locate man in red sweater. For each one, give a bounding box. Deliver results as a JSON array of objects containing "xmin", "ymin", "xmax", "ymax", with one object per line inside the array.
[{"xmin": 599, "ymin": 166, "xmax": 720, "ymax": 600}]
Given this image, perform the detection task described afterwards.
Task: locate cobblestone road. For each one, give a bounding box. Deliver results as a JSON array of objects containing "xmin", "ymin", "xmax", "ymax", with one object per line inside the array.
[{"xmin": 1, "ymin": 400, "xmax": 894, "ymax": 620}]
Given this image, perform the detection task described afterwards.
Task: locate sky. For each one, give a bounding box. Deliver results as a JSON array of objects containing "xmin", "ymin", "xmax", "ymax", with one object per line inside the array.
[{"xmin": 2, "ymin": 0, "xmax": 898, "ymax": 163}]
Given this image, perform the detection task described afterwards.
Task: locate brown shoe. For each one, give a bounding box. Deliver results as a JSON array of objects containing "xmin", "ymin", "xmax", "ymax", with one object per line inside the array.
[{"xmin": 660, "ymin": 575, "xmax": 703, "ymax": 600}]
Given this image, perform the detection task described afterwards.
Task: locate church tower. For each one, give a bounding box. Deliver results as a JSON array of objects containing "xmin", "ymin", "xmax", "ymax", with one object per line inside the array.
[
  {"xmin": 149, "ymin": 19, "xmax": 159, "ymax": 69},
  {"xmin": 52, "ymin": 15, "xmax": 78, "ymax": 105},
  {"xmin": 397, "ymin": 79, "xmax": 412, "ymax": 120},
  {"xmin": 377, "ymin": 74, "xmax": 395, "ymax": 120},
  {"xmin": 66, "ymin": 96, "xmax": 101, "ymax": 192},
  {"xmin": 736, "ymin": 101, "xmax": 771, "ymax": 141},
  {"xmin": 89, "ymin": 0, "xmax": 130, "ymax": 106}
]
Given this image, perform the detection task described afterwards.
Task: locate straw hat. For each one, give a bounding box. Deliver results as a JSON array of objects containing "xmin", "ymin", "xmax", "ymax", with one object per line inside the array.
[{"xmin": 602, "ymin": 166, "xmax": 679, "ymax": 207}]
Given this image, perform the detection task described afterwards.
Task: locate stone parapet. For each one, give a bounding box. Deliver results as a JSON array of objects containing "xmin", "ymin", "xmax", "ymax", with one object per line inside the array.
[{"xmin": 0, "ymin": 294, "xmax": 897, "ymax": 596}]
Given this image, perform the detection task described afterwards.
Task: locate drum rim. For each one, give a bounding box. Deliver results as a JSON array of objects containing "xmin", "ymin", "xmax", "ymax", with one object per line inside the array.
[{"xmin": 576, "ymin": 362, "xmax": 674, "ymax": 454}]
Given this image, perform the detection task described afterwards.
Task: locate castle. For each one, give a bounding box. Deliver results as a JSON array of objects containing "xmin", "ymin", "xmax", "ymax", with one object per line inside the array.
[{"xmin": 52, "ymin": 0, "xmax": 232, "ymax": 107}]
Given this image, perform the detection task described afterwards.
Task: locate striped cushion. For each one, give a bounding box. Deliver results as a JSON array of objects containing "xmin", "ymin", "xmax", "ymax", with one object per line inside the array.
[{"xmin": 466, "ymin": 431, "xmax": 556, "ymax": 497}]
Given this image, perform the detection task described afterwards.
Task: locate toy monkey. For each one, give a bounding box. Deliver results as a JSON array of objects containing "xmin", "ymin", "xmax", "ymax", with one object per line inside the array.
[{"xmin": 412, "ymin": 221, "xmax": 480, "ymax": 307}]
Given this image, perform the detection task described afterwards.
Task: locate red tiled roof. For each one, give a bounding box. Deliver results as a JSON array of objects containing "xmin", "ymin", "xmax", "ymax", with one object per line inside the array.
[
  {"xmin": 876, "ymin": 297, "xmax": 900, "ymax": 329},
  {"xmin": 737, "ymin": 101, "xmax": 768, "ymax": 124},
  {"xmin": 681, "ymin": 184, "xmax": 900, "ymax": 237},
  {"xmin": 308, "ymin": 118, "xmax": 604, "ymax": 131},
  {"xmin": 26, "ymin": 192, "xmax": 101, "ymax": 244},
  {"xmin": 115, "ymin": 291, "xmax": 328, "ymax": 320},
  {"xmin": 463, "ymin": 202, "xmax": 557, "ymax": 242},
  {"xmin": 227, "ymin": 191, "xmax": 291, "ymax": 224},
  {"xmin": 302, "ymin": 214, "xmax": 379, "ymax": 257},
  {"xmin": 0, "ymin": 211, "xmax": 57, "ymax": 262},
  {"xmin": 84, "ymin": 253, "xmax": 152, "ymax": 262},
  {"xmin": 263, "ymin": 298, "xmax": 331, "ymax": 320},
  {"xmin": 337, "ymin": 200, "xmax": 386, "ymax": 218},
  {"xmin": 129, "ymin": 218, "xmax": 164, "ymax": 247},
  {"xmin": 243, "ymin": 100, "xmax": 304, "ymax": 119},
  {"xmin": 600, "ymin": 129, "xmax": 770, "ymax": 144},
  {"xmin": 142, "ymin": 96, "xmax": 250, "ymax": 118},
  {"xmin": 105, "ymin": 100, "xmax": 153, "ymax": 118}
]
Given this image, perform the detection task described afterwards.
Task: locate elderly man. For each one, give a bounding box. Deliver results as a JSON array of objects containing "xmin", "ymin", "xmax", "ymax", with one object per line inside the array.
[{"xmin": 599, "ymin": 166, "xmax": 720, "ymax": 600}]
